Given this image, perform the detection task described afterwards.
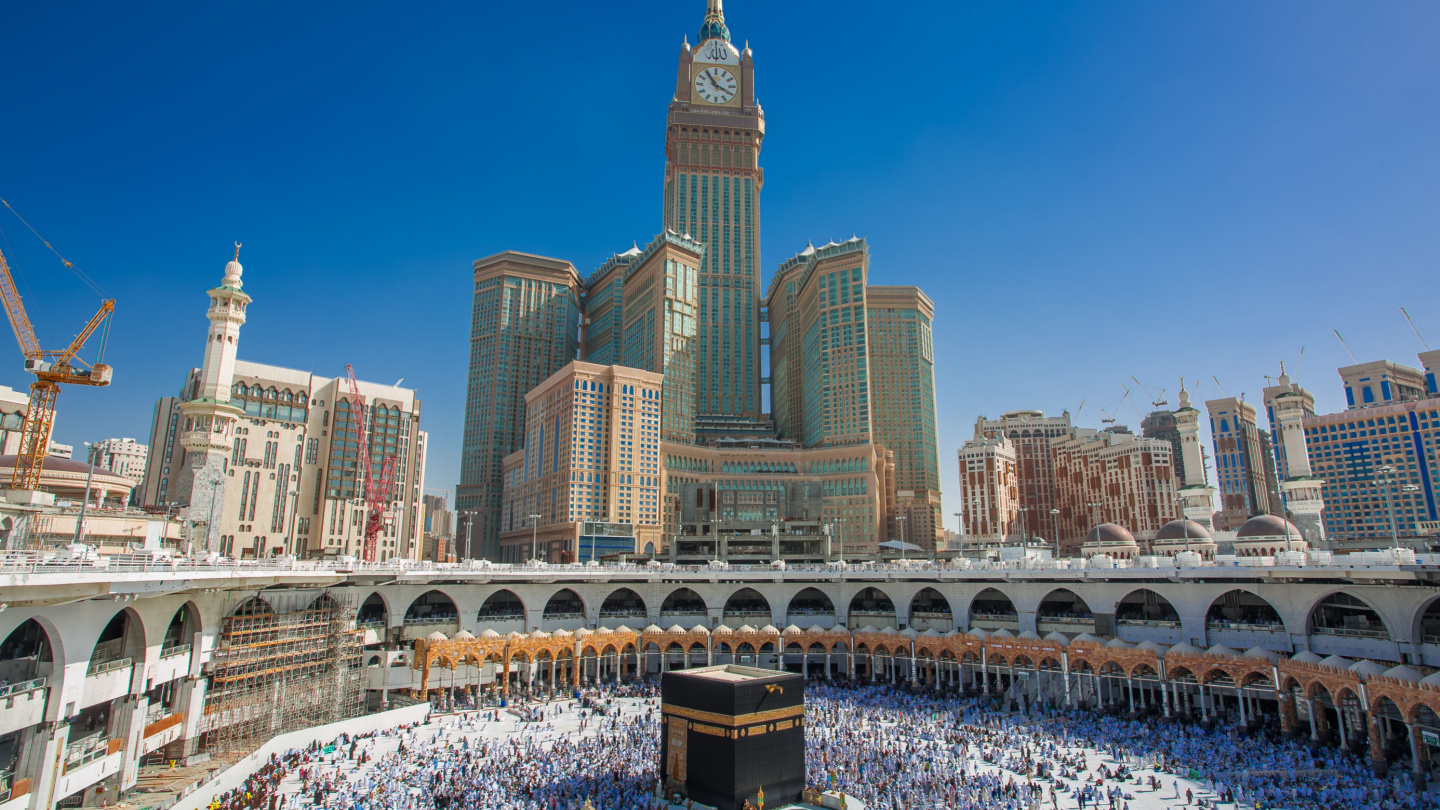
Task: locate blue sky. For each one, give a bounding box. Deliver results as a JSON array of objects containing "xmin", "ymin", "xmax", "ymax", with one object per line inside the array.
[{"xmin": 1, "ymin": 1, "xmax": 1437, "ymax": 528}]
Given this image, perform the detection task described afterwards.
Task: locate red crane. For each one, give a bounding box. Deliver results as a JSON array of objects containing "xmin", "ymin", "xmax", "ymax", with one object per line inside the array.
[{"xmin": 345, "ymin": 364, "xmax": 399, "ymax": 562}]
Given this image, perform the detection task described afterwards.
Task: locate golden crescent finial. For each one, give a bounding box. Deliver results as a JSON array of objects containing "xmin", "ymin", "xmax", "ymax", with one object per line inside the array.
[{"xmin": 234, "ymin": 241, "xmax": 242, "ymax": 261}]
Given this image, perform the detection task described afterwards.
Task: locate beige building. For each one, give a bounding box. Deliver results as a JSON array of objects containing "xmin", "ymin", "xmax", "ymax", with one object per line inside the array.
[
  {"xmin": 957, "ymin": 431, "xmax": 1019, "ymax": 545},
  {"xmin": 141, "ymin": 251, "xmax": 428, "ymax": 561},
  {"xmin": 499, "ymin": 362, "xmax": 666, "ymax": 562},
  {"xmin": 1052, "ymin": 427, "xmax": 1181, "ymax": 553},
  {"xmin": 88, "ymin": 437, "xmax": 149, "ymax": 497},
  {"xmin": 975, "ymin": 410, "xmax": 1073, "ymax": 542}
]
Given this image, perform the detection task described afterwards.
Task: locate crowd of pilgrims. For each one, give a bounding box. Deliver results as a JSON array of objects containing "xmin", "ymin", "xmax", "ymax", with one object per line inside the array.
[{"xmin": 200, "ymin": 678, "xmax": 1438, "ymax": 810}]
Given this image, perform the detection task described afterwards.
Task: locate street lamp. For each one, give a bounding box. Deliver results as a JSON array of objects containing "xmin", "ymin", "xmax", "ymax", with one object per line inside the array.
[
  {"xmin": 529, "ymin": 513, "xmax": 542, "ymax": 563},
  {"xmin": 73, "ymin": 442, "xmax": 98, "ymax": 545},
  {"xmin": 1173, "ymin": 495, "xmax": 1192, "ymax": 555},
  {"xmin": 1049, "ymin": 508, "xmax": 1061, "ymax": 559},
  {"xmin": 823, "ymin": 521, "xmax": 833, "ymax": 561},
  {"xmin": 1403, "ymin": 483, "xmax": 1422, "ymax": 544},
  {"xmin": 1018, "ymin": 506, "xmax": 1030, "ymax": 546},
  {"xmin": 459, "ymin": 510, "xmax": 478, "ymax": 561},
  {"xmin": 897, "ymin": 515, "xmax": 907, "ymax": 561}
]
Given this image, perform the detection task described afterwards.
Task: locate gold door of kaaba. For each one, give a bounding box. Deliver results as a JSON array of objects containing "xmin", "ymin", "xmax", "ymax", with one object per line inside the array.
[{"xmin": 666, "ymin": 715, "xmax": 688, "ymax": 783}]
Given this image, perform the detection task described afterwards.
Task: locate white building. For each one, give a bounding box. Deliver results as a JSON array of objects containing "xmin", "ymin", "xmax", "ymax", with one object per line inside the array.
[
  {"xmin": 87, "ymin": 438, "xmax": 149, "ymax": 494},
  {"xmin": 140, "ymin": 250, "xmax": 428, "ymax": 561}
]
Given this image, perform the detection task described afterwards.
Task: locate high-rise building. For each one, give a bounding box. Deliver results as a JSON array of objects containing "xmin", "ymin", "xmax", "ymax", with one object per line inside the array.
[
  {"xmin": 663, "ymin": 0, "xmax": 764, "ymax": 420},
  {"xmin": 1270, "ymin": 371, "xmax": 1326, "ymax": 546},
  {"xmin": 422, "ymin": 493, "xmax": 453, "ymax": 562},
  {"xmin": 1302, "ymin": 352, "xmax": 1440, "ymax": 544},
  {"xmin": 499, "ymin": 362, "xmax": 666, "ymax": 562},
  {"xmin": 457, "ymin": 251, "xmax": 581, "ymax": 560},
  {"xmin": 88, "ymin": 438, "xmax": 148, "ymax": 500},
  {"xmin": 143, "ymin": 252, "xmax": 428, "ymax": 560},
  {"xmin": 766, "ymin": 238, "xmax": 873, "ymax": 448},
  {"xmin": 1422, "ymin": 350, "xmax": 1440, "ymax": 396},
  {"xmin": 1140, "ymin": 409, "xmax": 1186, "ymax": 485},
  {"xmin": 1052, "ymin": 427, "xmax": 1181, "ymax": 551},
  {"xmin": 957, "ymin": 430, "xmax": 1018, "ymax": 545},
  {"xmin": 580, "ymin": 232, "xmax": 704, "ymax": 445},
  {"xmin": 974, "ymin": 410, "xmax": 1073, "ymax": 540},
  {"xmin": 866, "ymin": 286, "xmax": 939, "ymax": 495},
  {"xmin": 1205, "ymin": 396, "xmax": 1281, "ymax": 530},
  {"xmin": 1339, "ymin": 360, "xmax": 1428, "ymax": 409}
]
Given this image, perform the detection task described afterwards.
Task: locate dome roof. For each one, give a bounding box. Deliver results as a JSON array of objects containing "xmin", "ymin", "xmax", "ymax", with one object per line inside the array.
[
  {"xmin": 426, "ymin": 631, "xmax": 447, "ymax": 642},
  {"xmin": 1136, "ymin": 640, "xmax": 1169, "ymax": 654},
  {"xmin": 453, "ymin": 630, "xmax": 475, "ymax": 640},
  {"xmin": 667, "ymin": 625, "xmax": 686, "ymax": 635},
  {"xmin": 1167, "ymin": 642, "xmax": 1202, "ymax": 656},
  {"xmin": 1289, "ymin": 650, "xmax": 1323, "ymax": 665},
  {"xmin": 988, "ymin": 628, "xmax": 1014, "ymax": 639},
  {"xmin": 1205, "ymin": 644, "xmax": 1238, "ymax": 657},
  {"xmin": 712, "ymin": 625, "xmax": 733, "ymax": 635},
  {"xmin": 737, "ymin": 625, "xmax": 756, "ymax": 634},
  {"xmin": 1243, "ymin": 646, "xmax": 1281, "ymax": 662},
  {"xmin": 1384, "ymin": 665, "xmax": 1422, "ymax": 682},
  {"xmin": 224, "ymin": 257, "xmax": 244, "ymax": 288},
  {"xmin": 782, "ymin": 625, "xmax": 803, "ymax": 635},
  {"xmin": 1017, "ymin": 630, "xmax": 1041, "ymax": 641},
  {"xmin": 1043, "ymin": 632, "xmax": 1070, "ymax": 645},
  {"xmin": 698, "ymin": 0, "xmax": 731, "ymax": 44},
  {"xmin": 480, "ymin": 629, "xmax": 502, "ymax": 639},
  {"xmin": 1085, "ymin": 523, "xmax": 1137, "ymax": 547},
  {"xmin": 1422, "ymin": 671, "xmax": 1440, "ymax": 687},
  {"xmin": 1155, "ymin": 519, "xmax": 1213, "ymax": 542},
  {"xmin": 1349, "ymin": 659, "xmax": 1389, "ymax": 678},
  {"xmin": 643, "ymin": 625, "xmax": 663, "ymax": 634},
  {"xmin": 966, "ymin": 628, "xmax": 987, "ymax": 639},
  {"xmin": 805, "ymin": 624, "xmax": 826, "ymax": 634},
  {"xmin": 1105, "ymin": 638, "xmax": 1135, "ymax": 649},
  {"xmin": 613, "ymin": 625, "xmax": 632, "ymax": 635},
  {"xmin": 1318, "ymin": 655, "xmax": 1352, "ymax": 669},
  {"xmin": 1071, "ymin": 633, "xmax": 1101, "ymax": 644},
  {"xmin": 0, "ymin": 455, "xmax": 134, "ymax": 499},
  {"xmin": 1236, "ymin": 514, "xmax": 1304, "ymax": 539},
  {"xmin": 759, "ymin": 625, "xmax": 780, "ymax": 634},
  {"xmin": 688, "ymin": 625, "xmax": 710, "ymax": 635},
  {"xmin": 595, "ymin": 626, "xmax": 613, "ymax": 635},
  {"xmin": 529, "ymin": 630, "xmax": 550, "ymax": 639}
]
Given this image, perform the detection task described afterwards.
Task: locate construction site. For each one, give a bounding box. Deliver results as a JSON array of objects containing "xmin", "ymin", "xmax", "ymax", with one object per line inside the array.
[{"xmin": 198, "ymin": 590, "xmax": 366, "ymax": 756}]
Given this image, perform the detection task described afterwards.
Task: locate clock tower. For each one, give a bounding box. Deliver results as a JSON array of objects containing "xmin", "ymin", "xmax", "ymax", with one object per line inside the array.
[{"xmin": 663, "ymin": 0, "xmax": 765, "ymax": 421}]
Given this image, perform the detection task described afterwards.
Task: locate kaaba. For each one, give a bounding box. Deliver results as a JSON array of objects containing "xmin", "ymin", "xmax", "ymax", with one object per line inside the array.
[{"xmin": 660, "ymin": 666, "xmax": 805, "ymax": 810}]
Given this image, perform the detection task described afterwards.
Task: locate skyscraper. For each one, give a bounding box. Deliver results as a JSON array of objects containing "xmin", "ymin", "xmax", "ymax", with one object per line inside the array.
[
  {"xmin": 663, "ymin": 0, "xmax": 764, "ymax": 420},
  {"xmin": 456, "ymin": 252, "xmax": 581, "ymax": 560},
  {"xmin": 1140, "ymin": 409, "xmax": 1186, "ymax": 485},
  {"xmin": 1205, "ymin": 396, "xmax": 1282, "ymax": 530},
  {"xmin": 974, "ymin": 410, "xmax": 1073, "ymax": 540}
]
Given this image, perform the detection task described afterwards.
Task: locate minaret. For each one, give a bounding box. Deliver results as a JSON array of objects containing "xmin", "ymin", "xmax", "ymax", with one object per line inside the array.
[
  {"xmin": 175, "ymin": 245, "xmax": 250, "ymax": 553},
  {"xmin": 1273, "ymin": 368, "xmax": 1327, "ymax": 547},
  {"xmin": 1173, "ymin": 382, "xmax": 1217, "ymax": 529}
]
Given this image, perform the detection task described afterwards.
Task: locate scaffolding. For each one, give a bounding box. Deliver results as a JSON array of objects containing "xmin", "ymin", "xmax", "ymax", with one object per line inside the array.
[{"xmin": 200, "ymin": 589, "xmax": 364, "ymax": 755}]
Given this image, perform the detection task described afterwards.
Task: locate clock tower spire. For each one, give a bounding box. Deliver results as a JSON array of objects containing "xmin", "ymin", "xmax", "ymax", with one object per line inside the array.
[{"xmin": 664, "ymin": 0, "xmax": 765, "ymax": 421}]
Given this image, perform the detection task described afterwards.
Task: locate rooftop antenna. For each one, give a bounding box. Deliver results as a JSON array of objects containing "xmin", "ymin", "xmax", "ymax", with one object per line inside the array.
[
  {"xmin": 1211, "ymin": 376, "xmax": 1227, "ymax": 397},
  {"xmin": 1332, "ymin": 329, "xmax": 1360, "ymax": 364},
  {"xmin": 1401, "ymin": 307, "xmax": 1431, "ymax": 350}
]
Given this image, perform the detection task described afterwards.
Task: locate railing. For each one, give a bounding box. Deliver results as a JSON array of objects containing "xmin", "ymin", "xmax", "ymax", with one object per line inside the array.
[
  {"xmin": 542, "ymin": 612, "xmax": 585, "ymax": 621},
  {"xmin": 597, "ymin": 610, "xmax": 646, "ymax": 618},
  {"xmin": 1206, "ymin": 620, "xmax": 1285, "ymax": 633},
  {"xmin": 401, "ymin": 617, "xmax": 457, "ymax": 627},
  {"xmin": 849, "ymin": 610, "xmax": 896, "ymax": 617},
  {"xmin": 1037, "ymin": 616, "xmax": 1094, "ymax": 626},
  {"xmin": 85, "ymin": 657, "xmax": 132, "ymax": 677},
  {"xmin": 64, "ymin": 731, "xmax": 103, "ymax": 761},
  {"xmin": 970, "ymin": 613, "xmax": 1019, "ymax": 622},
  {"xmin": 357, "ymin": 619, "xmax": 387, "ymax": 629},
  {"xmin": 0, "ymin": 677, "xmax": 45, "ymax": 698},
  {"xmin": 1311, "ymin": 625, "xmax": 1390, "ymax": 639},
  {"xmin": 1118, "ymin": 618, "xmax": 1182, "ymax": 628},
  {"xmin": 1423, "ymin": 634, "xmax": 1440, "ymax": 646},
  {"xmin": 160, "ymin": 643, "xmax": 191, "ymax": 660},
  {"xmin": 2, "ymin": 548, "xmax": 1436, "ymax": 578},
  {"xmin": 0, "ymin": 768, "xmax": 11, "ymax": 803}
]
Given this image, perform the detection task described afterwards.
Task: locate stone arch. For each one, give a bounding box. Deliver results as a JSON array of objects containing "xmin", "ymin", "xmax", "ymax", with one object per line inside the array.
[
  {"xmin": 0, "ymin": 618, "xmax": 55, "ymax": 686},
  {"xmin": 90, "ymin": 606, "xmax": 146, "ymax": 668},
  {"xmin": 786, "ymin": 587, "xmax": 835, "ymax": 623},
  {"xmin": 1410, "ymin": 594, "xmax": 1440, "ymax": 648},
  {"xmin": 968, "ymin": 587, "xmax": 1018, "ymax": 629},
  {"xmin": 477, "ymin": 589, "xmax": 526, "ymax": 621},
  {"xmin": 722, "ymin": 587, "xmax": 771, "ymax": 626},
  {"xmin": 660, "ymin": 587, "xmax": 707, "ymax": 617},
  {"xmin": 598, "ymin": 587, "xmax": 647, "ymax": 620},
  {"xmin": 1037, "ymin": 588, "xmax": 1092, "ymax": 624},
  {"xmin": 908, "ymin": 587, "xmax": 954, "ymax": 632},
  {"xmin": 358, "ymin": 592, "xmax": 389, "ymax": 627},
  {"xmin": 404, "ymin": 590, "xmax": 459, "ymax": 624},
  {"xmin": 1308, "ymin": 591, "xmax": 1391, "ymax": 641},
  {"xmin": 542, "ymin": 588, "xmax": 586, "ymax": 619},
  {"xmin": 1115, "ymin": 588, "xmax": 1180, "ymax": 623},
  {"xmin": 848, "ymin": 587, "xmax": 896, "ymax": 628},
  {"xmin": 160, "ymin": 601, "xmax": 202, "ymax": 654},
  {"xmin": 1205, "ymin": 589, "xmax": 1283, "ymax": 630}
]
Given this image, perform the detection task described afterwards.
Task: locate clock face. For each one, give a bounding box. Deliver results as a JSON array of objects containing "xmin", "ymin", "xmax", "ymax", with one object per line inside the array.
[{"xmin": 694, "ymin": 66, "xmax": 738, "ymax": 104}]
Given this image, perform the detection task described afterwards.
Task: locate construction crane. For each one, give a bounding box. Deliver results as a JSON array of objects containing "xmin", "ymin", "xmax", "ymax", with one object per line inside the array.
[
  {"xmin": 345, "ymin": 364, "xmax": 398, "ymax": 562},
  {"xmin": 1099, "ymin": 386, "xmax": 1130, "ymax": 426},
  {"xmin": 1128, "ymin": 375, "xmax": 1168, "ymax": 409},
  {"xmin": 1401, "ymin": 307, "xmax": 1430, "ymax": 350},
  {"xmin": 0, "ymin": 247, "xmax": 115, "ymax": 489},
  {"xmin": 1333, "ymin": 329, "xmax": 1360, "ymax": 364}
]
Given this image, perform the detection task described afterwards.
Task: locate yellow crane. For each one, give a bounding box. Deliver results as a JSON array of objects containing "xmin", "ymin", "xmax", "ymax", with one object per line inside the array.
[{"xmin": 0, "ymin": 246, "xmax": 115, "ymax": 490}]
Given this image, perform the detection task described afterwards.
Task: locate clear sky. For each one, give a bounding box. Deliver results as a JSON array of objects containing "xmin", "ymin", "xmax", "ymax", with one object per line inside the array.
[{"xmin": 1, "ymin": 1, "xmax": 1437, "ymax": 528}]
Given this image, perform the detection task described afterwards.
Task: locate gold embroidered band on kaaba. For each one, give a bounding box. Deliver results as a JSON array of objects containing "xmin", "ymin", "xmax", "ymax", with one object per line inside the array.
[{"xmin": 661, "ymin": 703, "xmax": 805, "ymax": 728}]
